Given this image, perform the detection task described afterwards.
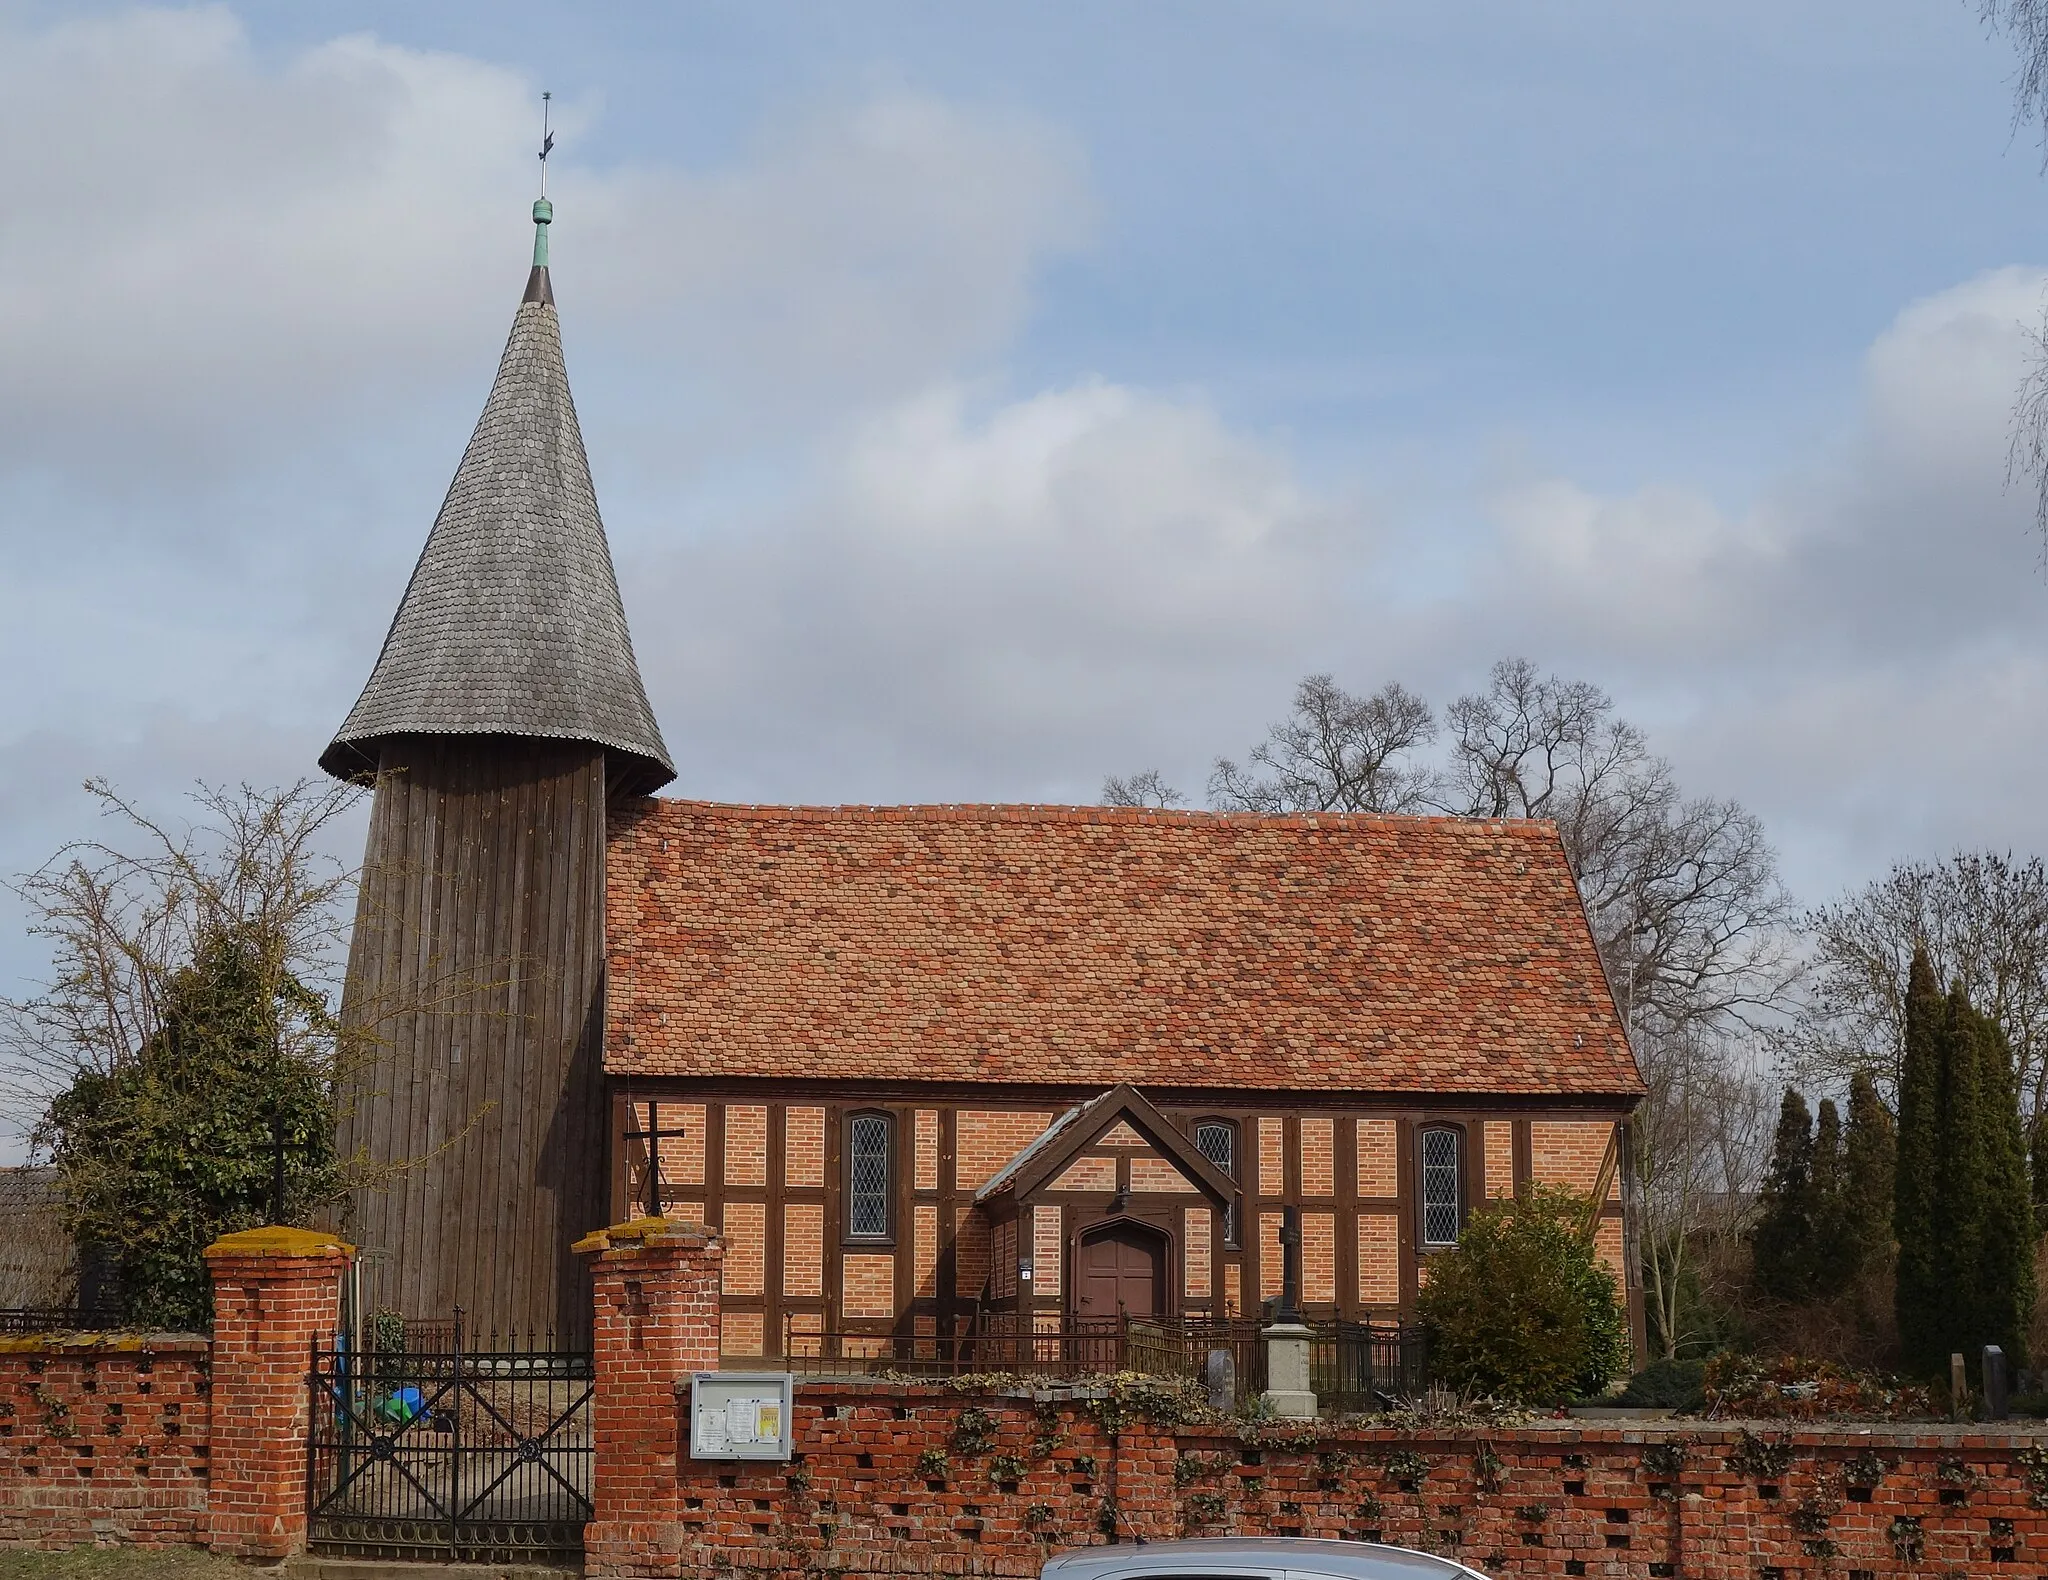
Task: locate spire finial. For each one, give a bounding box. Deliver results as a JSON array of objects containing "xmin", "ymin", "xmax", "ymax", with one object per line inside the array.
[
  {"xmin": 538, "ymin": 91, "xmax": 554, "ymax": 198},
  {"xmin": 532, "ymin": 92, "xmax": 555, "ymax": 271}
]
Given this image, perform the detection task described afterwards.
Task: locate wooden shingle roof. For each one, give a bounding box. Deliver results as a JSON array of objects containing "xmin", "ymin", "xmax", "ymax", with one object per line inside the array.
[
  {"xmin": 321, "ymin": 250, "xmax": 673, "ymax": 794},
  {"xmin": 603, "ymin": 800, "xmax": 1643, "ymax": 1100}
]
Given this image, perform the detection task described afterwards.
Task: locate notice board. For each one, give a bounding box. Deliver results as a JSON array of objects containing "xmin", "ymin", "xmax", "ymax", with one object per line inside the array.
[{"xmin": 688, "ymin": 1372, "xmax": 794, "ymax": 1461}]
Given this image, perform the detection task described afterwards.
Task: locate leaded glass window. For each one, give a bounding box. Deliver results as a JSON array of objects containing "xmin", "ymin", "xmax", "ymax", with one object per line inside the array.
[
  {"xmin": 1195, "ymin": 1121, "xmax": 1238, "ymax": 1242},
  {"xmin": 1420, "ymin": 1126, "xmax": 1461, "ymax": 1247},
  {"xmin": 848, "ymin": 1112, "xmax": 892, "ymax": 1240}
]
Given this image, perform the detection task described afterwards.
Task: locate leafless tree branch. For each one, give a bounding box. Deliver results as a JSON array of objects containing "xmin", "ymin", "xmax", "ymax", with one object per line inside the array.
[
  {"xmin": 1208, "ymin": 674, "xmax": 1437, "ymax": 813},
  {"xmin": 1101, "ymin": 769, "xmax": 1186, "ymax": 809}
]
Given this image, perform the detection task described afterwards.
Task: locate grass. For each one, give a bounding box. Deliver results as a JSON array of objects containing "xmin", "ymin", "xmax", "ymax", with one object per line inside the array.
[{"xmin": 0, "ymin": 1549, "xmax": 255, "ymax": 1580}]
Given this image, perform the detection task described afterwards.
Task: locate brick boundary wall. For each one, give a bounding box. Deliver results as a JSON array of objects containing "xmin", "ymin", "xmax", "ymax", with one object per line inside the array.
[
  {"xmin": 0, "ymin": 1334, "xmax": 212, "ymax": 1549},
  {"xmin": 1, "ymin": 1225, "xmax": 350, "ymax": 1558},
  {"xmin": 622, "ymin": 1381, "xmax": 2048, "ymax": 1580},
  {"xmin": 16, "ymin": 1214, "xmax": 2048, "ymax": 1580}
]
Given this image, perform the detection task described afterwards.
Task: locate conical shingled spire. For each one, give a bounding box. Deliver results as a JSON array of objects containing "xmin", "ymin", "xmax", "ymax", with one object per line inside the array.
[{"xmin": 321, "ymin": 201, "xmax": 675, "ymax": 796}]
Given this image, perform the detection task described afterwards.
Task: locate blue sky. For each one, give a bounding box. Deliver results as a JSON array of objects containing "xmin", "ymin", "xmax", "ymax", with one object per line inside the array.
[{"xmin": 4, "ymin": 2, "xmax": 2048, "ymax": 1151}]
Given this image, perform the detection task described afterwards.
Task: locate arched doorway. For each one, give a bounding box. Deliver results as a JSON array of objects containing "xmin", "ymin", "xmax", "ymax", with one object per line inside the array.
[{"xmin": 1073, "ymin": 1219, "xmax": 1168, "ymax": 1320}]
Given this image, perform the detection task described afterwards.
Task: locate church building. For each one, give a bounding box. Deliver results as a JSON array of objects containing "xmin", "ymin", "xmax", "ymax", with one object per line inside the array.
[{"xmin": 321, "ymin": 200, "xmax": 1646, "ymax": 1356}]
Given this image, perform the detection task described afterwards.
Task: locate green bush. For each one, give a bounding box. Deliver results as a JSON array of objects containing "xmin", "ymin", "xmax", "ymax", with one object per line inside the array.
[
  {"xmin": 45, "ymin": 925, "xmax": 338, "ymax": 1330},
  {"xmin": 1416, "ymin": 1184, "xmax": 1630, "ymax": 1405},
  {"xmin": 1615, "ymin": 1357, "xmax": 1707, "ymax": 1411}
]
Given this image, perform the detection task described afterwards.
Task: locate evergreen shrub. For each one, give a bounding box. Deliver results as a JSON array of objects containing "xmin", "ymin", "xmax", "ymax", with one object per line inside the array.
[
  {"xmin": 1615, "ymin": 1357, "xmax": 1706, "ymax": 1411},
  {"xmin": 1416, "ymin": 1184, "xmax": 1629, "ymax": 1405}
]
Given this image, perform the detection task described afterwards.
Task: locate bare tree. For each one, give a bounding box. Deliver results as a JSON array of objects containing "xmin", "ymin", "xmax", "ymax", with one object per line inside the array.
[
  {"xmin": 1982, "ymin": 1, "xmax": 2048, "ymax": 157},
  {"xmin": 1208, "ymin": 674, "xmax": 1437, "ymax": 813},
  {"xmin": 1439, "ymin": 659, "xmax": 1796, "ymax": 1042},
  {"xmin": 1777, "ymin": 853, "xmax": 2048, "ymax": 1119},
  {"xmin": 1632, "ymin": 1027, "xmax": 1776, "ymax": 1357},
  {"xmin": 1975, "ymin": 3, "xmax": 2048, "ymax": 541},
  {"xmin": 1101, "ymin": 770, "xmax": 1186, "ymax": 809},
  {"xmin": 0, "ymin": 778, "xmax": 362, "ymax": 1126},
  {"xmin": 1439, "ymin": 658, "xmax": 1652, "ymax": 833}
]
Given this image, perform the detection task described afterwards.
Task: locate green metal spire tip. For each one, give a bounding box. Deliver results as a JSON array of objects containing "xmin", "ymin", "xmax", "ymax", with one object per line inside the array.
[{"xmin": 531, "ymin": 198, "xmax": 553, "ymax": 269}]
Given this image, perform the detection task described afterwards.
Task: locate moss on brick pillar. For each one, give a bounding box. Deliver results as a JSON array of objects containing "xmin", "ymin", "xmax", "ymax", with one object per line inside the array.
[
  {"xmin": 577, "ymin": 1215, "xmax": 723, "ymax": 1579},
  {"xmin": 201, "ymin": 1225, "xmax": 352, "ymax": 1559}
]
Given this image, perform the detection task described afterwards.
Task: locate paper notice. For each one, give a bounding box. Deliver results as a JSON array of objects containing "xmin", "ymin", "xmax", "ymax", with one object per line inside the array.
[
  {"xmin": 697, "ymin": 1406, "xmax": 729, "ymax": 1454},
  {"xmin": 756, "ymin": 1401, "xmax": 781, "ymax": 1442},
  {"xmin": 727, "ymin": 1397, "xmax": 759, "ymax": 1443}
]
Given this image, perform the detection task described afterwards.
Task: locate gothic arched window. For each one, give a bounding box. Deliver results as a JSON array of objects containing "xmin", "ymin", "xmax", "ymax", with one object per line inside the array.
[
  {"xmin": 1419, "ymin": 1124, "xmax": 1464, "ymax": 1248},
  {"xmin": 846, "ymin": 1111, "xmax": 895, "ymax": 1242}
]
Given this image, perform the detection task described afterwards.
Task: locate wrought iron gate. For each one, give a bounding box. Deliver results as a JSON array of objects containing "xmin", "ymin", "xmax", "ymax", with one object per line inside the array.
[{"xmin": 307, "ymin": 1315, "xmax": 593, "ymax": 1562}]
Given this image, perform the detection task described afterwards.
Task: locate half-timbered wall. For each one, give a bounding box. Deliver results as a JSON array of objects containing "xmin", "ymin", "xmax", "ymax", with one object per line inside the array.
[{"xmin": 612, "ymin": 1092, "xmax": 1629, "ymax": 1360}]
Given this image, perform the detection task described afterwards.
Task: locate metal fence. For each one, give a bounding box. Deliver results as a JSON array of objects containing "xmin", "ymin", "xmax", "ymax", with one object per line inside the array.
[
  {"xmin": 784, "ymin": 1313, "xmax": 1134, "ymax": 1377},
  {"xmin": 0, "ymin": 1305, "xmax": 127, "ymax": 1334},
  {"xmin": 782, "ymin": 1311, "xmax": 1428, "ymax": 1411},
  {"xmin": 306, "ymin": 1315, "xmax": 593, "ymax": 1563},
  {"xmin": 1312, "ymin": 1321, "xmax": 1430, "ymax": 1412}
]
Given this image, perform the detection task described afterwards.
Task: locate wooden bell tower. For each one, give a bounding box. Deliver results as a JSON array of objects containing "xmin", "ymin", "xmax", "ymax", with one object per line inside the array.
[{"xmin": 320, "ymin": 198, "xmax": 674, "ymax": 1342}]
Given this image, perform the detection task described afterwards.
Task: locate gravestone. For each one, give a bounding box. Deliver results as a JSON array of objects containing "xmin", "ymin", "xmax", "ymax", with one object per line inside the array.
[
  {"xmin": 1206, "ymin": 1347, "xmax": 1237, "ymax": 1411},
  {"xmin": 1985, "ymin": 1344, "xmax": 2010, "ymax": 1421}
]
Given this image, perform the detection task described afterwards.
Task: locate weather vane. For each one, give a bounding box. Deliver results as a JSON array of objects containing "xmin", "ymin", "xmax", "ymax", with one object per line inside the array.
[{"xmin": 538, "ymin": 91, "xmax": 554, "ymax": 197}]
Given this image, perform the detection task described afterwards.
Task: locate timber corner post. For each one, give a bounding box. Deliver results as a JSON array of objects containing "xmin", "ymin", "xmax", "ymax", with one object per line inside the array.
[
  {"xmin": 577, "ymin": 1215, "xmax": 723, "ymax": 1577},
  {"xmin": 201, "ymin": 1225, "xmax": 352, "ymax": 1559}
]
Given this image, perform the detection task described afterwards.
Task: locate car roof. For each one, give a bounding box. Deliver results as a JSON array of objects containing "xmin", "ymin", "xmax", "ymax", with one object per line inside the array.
[{"xmin": 1039, "ymin": 1537, "xmax": 1485, "ymax": 1580}]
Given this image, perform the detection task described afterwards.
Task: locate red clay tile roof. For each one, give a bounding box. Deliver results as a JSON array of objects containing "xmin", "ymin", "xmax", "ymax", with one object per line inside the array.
[{"xmin": 603, "ymin": 801, "xmax": 1643, "ymax": 1099}]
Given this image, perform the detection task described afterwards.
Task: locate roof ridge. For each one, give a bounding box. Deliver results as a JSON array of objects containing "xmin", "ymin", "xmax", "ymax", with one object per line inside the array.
[{"xmin": 625, "ymin": 798, "xmax": 1560, "ymax": 834}]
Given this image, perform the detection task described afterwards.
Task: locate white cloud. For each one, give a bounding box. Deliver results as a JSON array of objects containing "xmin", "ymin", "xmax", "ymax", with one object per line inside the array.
[
  {"xmin": 0, "ymin": 7, "xmax": 1090, "ymax": 475},
  {"xmin": 1415, "ymin": 268, "xmax": 2048, "ymax": 899},
  {"xmin": 631, "ymin": 379, "xmax": 1346, "ymax": 800}
]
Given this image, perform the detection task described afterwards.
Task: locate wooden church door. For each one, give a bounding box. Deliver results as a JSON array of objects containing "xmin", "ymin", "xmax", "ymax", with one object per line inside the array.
[{"xmin": 1074, "ymin": 1221, "xmax": 1165, "ymax": 1320}]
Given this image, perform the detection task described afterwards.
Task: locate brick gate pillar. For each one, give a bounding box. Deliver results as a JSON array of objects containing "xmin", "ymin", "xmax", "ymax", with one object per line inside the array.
[
  {"xmin": 201, "ymin": 1225, "xmax": 352, "ymax": 1559},
  {"xmin": 576, "ymin": 1216, "xmax": 723, "ymax": 1578}
]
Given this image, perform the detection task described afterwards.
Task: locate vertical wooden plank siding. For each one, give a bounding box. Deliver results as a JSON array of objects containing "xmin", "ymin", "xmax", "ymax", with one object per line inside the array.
[
  {"xmin": 765, "ymin": 1106, "xmax": 786, "ymax": 1356},
  {"xmin": 938, "ymin": 1109, "xmax": 958, "ymax": 1337},
  {"xmin": 1396, "ymin": 1116, "xmax": 1419, "ymax": 1305},
  {"xmin": 335, "ymin": 735, "xmax": 608, "ymax": 1344},
  {"xmin": 1334, "ymin": 1116, "xmax": 1358, "ymax": 1320}
]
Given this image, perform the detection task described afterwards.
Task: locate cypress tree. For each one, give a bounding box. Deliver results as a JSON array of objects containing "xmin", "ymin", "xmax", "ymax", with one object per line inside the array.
[
  {"xmin": 1895, "ymin": 947, "xmax": 1946, "ymax": 1374},
  {"xmin": 1842, "ymin": 1070, "xmax": 1896, "ymax": 1277},
  {"xmin": 2031, "ymin": 1109, "xmax": 2048, "ymax": 1239},
  {"xmin": 1894, "ymin": 953, "xmax": 2036, "ymax": 1376},
  {"xmin": 1754, "ymin": 1087, "xmax": 1818, "ymax": 1303},
  {"xmin": 1810, "ymin": 1096, "xmax": 1852, "ymax": 1291},
  {"xmin": 1939, "ymin": 983, "xmax": 1994, "ymax": 1369},
  {"xmin": 1963, "ymin": 999, "xmax": 2035, "ymax": 1365}
]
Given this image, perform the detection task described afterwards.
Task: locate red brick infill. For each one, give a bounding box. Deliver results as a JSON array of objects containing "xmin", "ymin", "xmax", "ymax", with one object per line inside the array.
[
  {"xmin": 577, "ymin": 1214, "xmax": 724, "ymax": 1577},
  {"xmin": 605, "ymin": 1380, "xmax": 2048, "ymax": 1580},
  {"xmin": 0, "ymin": 1332, "xmax": 212, "ymax": 1549},
  {"xmin": 201, "ymin": 1225, "xmax": 350, "ymax": 1559}
]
